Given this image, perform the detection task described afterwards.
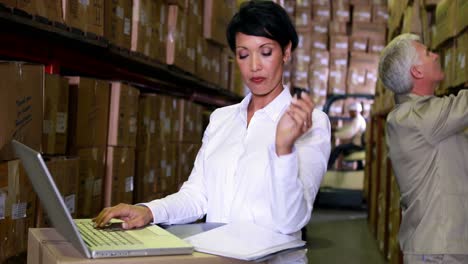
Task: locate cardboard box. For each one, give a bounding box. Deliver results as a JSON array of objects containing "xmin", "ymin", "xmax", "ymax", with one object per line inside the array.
[
  {"xmin": 372, "ymin": 5, "xmax": 388, "ymax": 23},
  {"xmin": 308, "ymin": 65, "xmax": 328, "ymax": 95},
  {"xmin": 352, "ymin": 22, "xmax": 387, "ymax": 41},
  {"xmin": 43, "ymin": 74, "xmax": 69, "ymax": 155},
  {"xmin": 456, "ymin": 0, "xmax": 468, "ymax": 35},
  {"xmin": 137, "ymin": 94, "xmax": 160, "ymax": 148},
  {"xmin": 432, "ymin": 0, "xmax": 457, "ymax": 49},
  {"xmin": 331, "ymin": 0, "xmax": 350, "ymax": 22},
  {"xmin": 0, "ymin": 160, "xmax": 37, "ymax": 262},
  {"xmin": 310, "ymin": 50, "xmax": 329, "ymax": 67},
  {"xmin": 108, "ymin": 82, "xmax": 139, "ymax": 147},
  {"xmin": 347, "ymin": 66, "xmax": 367, "ymax": 94},
  {"xmin": 156, "ymin": 142, "xmax": 177, "ymax": 194},
  {"xmin": 347, "ymin": 52, "xmax": 379, "ymax": 94},
  {"xmin": 104, "ymin": 0, "xmax": 132, "ymax": 49},
  {"xmin": 207, "ymin": 41, "xmax": 222, "ymax": 86},
  {"xmin": 353, "ymin": 5, "xmax": 371, "ymax": 22},
  {"xmin": 87, "ymin": 0, "xmax": 104, "ymax": 36},
  {"xmin": 62, "ymin": 0, "xmax": 88, "ymax": 32},
  {"xmin": 295, "ymin": 26, "xmax": 312, "ymax": 51},
  {"xmin": 368, "ymin": 37, "xmax": 386, "ymax": 54},
  {"xmin": 151, "ymin": 1, "xmax": 168, "ymax": 62},
  {"xmin": 295, "ymin": 0, "xmax": 311, "ymax": 8},
  {"xmin": 167, "ymin": 5, "xmax": 191, "ymax": 71},
  {"xmin": 295, "ymin": 7, "xmax": 312, "ymax": 27},
  {"xmin": 350, "ymin": 35, "xmax": 368, "ymax": 52},
  {"xmin": 330, "ymin": 51, "xmax": 348, "ymax": 68},
  {"xmin": 310, "ymin": 33, "xmax": 328, "ymax": 50},
  {"xmin": 134, "ymin": 95, "xmax": 161, "ymax": 203},
  {"xmin": 131, "ymin": 0, "xmax": 154, "ymax": 56},
  {"xmin": 311, "ymin": 20, "xmax": 328, "ymax": 34},
  {"xmin": 27, "ymin": 228, "xmax": 254, "ymax": 264},
  {"xmin": 176, "ymin": 143, "xmax": 200, "ymax": 189},
  {"xmin": 439, "ymin": 42, "xmax": 456, "ymax": 91},
  {"xmin": 185, "ymin": 0, "xmax": 201, "ymax": 75},
  {"xmin": 170, "ymin": 98, "xmax": 183, "ymax": 142},
  {"xmin": 328, "ymin": 66, "xmax": 347, "ymax": 94},
  {"xmin": 311, "ymin": 4, "xmax": 330, "ymax": 21},
  {"xmin": 156, "ymin": 95, "xmax": 173, "ymax": 143},
  {"xmin": 203, "ymin": 0, "xmax": 230, "ymax": 46},
  {"xmin": 76, "ymin": 147, "xmax": 106, "ymax": 218},
  {"xmin": 135, "ymin": 145, "xmax": 159, "ymax": 203},
  {"xmin": 16, "ymin": 0, "xmax": 63, "ymax": 23},
  {"xmin": 0, "ymin": 62, "xmax": 43, "ymax": 161},
  {"xmin": 36, "ymin": 156, "xmax": 79, "ymax": 227},
  {"xmin": 454, "ymin": 34, "xmax": 468, "ymax": 86},
  {"xmin": 402, "ymin": 3, "xmax": 422, "ymax": 35},
  {"xmin": 292, "ymin": 53, "xmax": 309, "ymax": 88},
  {"xmin": 219, "ymin": 48, "xmax": 232, "ymax": 90},
  {"xmin": 182, "ymin": 101, "xmax": 201, "ymax": 143},
  {"xmin": 103, "ymin": 147, "xmax": 135, "ymax": 207},
  {"xmin": 330, "ymin": 35, "xmax": 349, "ymax": 52},
  {"xmin": 67, "ymin": 77, "xmax": 110, "ymax": 152},
  {"xmin": 329, "ymin": 21, "xmax": 347, "ymax": 35}
]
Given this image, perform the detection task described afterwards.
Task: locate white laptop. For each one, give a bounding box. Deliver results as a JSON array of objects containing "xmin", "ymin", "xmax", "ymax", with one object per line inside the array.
[{"xmin": 12, "ymin": 140, "xmax": 193, "ymax": 259}]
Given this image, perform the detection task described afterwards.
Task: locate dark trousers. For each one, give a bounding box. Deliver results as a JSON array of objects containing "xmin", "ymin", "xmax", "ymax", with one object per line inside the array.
[{"xmin": 327, "ymin": 143, "xmax": 363, "ymax": 169}]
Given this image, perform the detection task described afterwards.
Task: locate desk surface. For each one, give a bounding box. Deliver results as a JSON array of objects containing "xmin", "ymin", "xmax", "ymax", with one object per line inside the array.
[{"xmin": 27, "ymin": 228, "xmax": 256, "ymax": 264}]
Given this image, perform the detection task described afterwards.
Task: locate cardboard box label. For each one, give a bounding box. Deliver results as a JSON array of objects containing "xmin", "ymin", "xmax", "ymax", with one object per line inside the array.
[
  {"xmin": 65, "ymin": 194, "xmax": 76, "ymax": 214},
  {"xmin": 125, "ymin": 176, "xmax": 133, "ymax": 192},
  {"xmin": 124, "ymin": 18, "xmax": 131, "ymax": 35},
  {"xmin": 459, "ymin": 53, "xmax": 465, "ymax": 69},
  {"xmin": 116, "ymin": 6, "xmax": 124, "ymax": 19},
  {"xmin": 93, "ymin": 178, "xmax": 102, "ymax": 196},
  {"xmin": 43, "ymin": 120, "xmax": 52, "ymax": 134},
  {"xmin": 150, "ymin": 120, "xmax": 155, "ymax": 133},
  {"xmin": 148, "ymin": 170, "xmax": 155, "ymax": 183},
  {"xmin": 12, "ymin": 202, "xmax": 27, "ymax": 220},
  {"xmin": 56, "ymin": 112, "xmax": 67, "ymax": 133},
  {"xmin": 0, "ymin": 192, "xmax": 5, "ymax": 219},
  {"xmin": 166, "ymin": 166, "xmax": 172, "ymax": 177},
  {"xmin": 129, "ymin": 117, "xmax": 137, "ymax": 133}
]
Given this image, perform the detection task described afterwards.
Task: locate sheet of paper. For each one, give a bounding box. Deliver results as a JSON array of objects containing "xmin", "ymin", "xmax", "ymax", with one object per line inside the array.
[{"xmin": 184, "ymin": 222, "xmax": 305, "ymax": 261}]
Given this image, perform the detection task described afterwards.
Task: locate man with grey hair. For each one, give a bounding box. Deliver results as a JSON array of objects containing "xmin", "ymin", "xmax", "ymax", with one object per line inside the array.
[{"xmin": 378, "ymin": 33, "xmax": 468, "ymax": 263}]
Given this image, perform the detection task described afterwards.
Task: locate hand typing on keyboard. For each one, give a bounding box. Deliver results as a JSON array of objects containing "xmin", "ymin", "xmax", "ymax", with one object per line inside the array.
[{"xmin": 92, "ymin": 203, "xmax": 154, "ymax": 229}]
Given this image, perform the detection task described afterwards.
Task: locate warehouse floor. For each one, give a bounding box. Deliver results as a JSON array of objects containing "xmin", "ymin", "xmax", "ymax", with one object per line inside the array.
[{"xmin": 306, "ymin": 209, "xmax": 387, "ymax": 264}]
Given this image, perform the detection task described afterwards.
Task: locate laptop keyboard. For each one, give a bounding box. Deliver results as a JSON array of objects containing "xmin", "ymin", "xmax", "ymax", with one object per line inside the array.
[{"xmin": 77, "ymin": 222, "xmax": 143, "ymax": 247}]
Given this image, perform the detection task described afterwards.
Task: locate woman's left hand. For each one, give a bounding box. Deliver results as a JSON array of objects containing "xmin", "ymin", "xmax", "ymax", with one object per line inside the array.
[{"xmin": 276, "ymin": 92, "xmax": 314, "ymax": 156}]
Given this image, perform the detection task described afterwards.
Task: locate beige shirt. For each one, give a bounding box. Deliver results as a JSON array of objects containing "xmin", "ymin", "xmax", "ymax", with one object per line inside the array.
[{"xmin": 386, "ymin": 90, "xmax": 468, "ymax": 254}]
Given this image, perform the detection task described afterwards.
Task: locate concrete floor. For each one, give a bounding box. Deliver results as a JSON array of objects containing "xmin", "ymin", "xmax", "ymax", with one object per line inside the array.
[{"xmin": 306, "ymin": 209, "xmax": 387, "ymax": 264}]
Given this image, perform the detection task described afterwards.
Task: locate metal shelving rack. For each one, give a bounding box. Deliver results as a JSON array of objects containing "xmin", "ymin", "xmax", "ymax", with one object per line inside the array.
[{"xmin": 0, "ymin": 3, "xmax": 242, "ymax": 108}]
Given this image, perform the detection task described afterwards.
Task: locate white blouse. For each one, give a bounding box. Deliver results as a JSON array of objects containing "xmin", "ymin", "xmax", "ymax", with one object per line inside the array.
[{"xmin": 142, "ymin": 88, "xmax": 331, "ymax": 238}]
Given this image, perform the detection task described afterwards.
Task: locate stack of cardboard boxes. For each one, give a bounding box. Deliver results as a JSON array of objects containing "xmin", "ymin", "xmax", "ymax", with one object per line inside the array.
[
  {"xmin": 0, "ymin": 0, "xmax": 240, "ymax": 95},
  {"xmin": 135, "ymin": 94, "xmax": 204, "ymax": 203},
  {"xmin": 277, "ymin": 0, "xmax": 387, "ymax": 117},
  {"xmin": 0, "ymin": 62, "xmax": 43, "ymax": 262}
]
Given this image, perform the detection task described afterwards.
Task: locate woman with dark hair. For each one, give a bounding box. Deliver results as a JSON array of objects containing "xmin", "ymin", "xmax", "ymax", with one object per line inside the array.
[{"xmin": 95, "ymin": 1, "xmax": 330, "ymax": 262}]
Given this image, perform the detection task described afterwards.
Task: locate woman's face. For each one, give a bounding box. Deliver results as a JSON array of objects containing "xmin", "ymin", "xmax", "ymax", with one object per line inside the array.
[{"xmin": 235, "ymin": 33, "xmax": 290, "ymax": 97}]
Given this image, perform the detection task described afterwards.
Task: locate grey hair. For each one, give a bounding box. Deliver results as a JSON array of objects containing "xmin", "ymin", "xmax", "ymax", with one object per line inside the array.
[{"xmin": 378, "ymin": 33, "xmax": 421, "ymax": 94}]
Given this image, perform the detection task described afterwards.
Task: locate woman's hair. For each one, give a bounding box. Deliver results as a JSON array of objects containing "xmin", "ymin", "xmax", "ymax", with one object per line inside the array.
[
  {"xmin": 226, "ymin": 0, "xmax": 298, "ymax": 53},
  {"xmin": 378, "ymin": 33, "xmax": 421, "ymax": 94}
]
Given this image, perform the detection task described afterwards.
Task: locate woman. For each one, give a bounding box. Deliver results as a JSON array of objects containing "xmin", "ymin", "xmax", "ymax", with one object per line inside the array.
[{"xmin": 94, "ymin": 1, "xmax": 330, "ymax": 262}]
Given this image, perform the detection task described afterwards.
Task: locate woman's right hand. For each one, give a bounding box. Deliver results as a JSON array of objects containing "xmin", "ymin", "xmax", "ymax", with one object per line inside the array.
[{"xmin": 92, "ymin": 203, "xmax": 153, "ymax": 229}]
